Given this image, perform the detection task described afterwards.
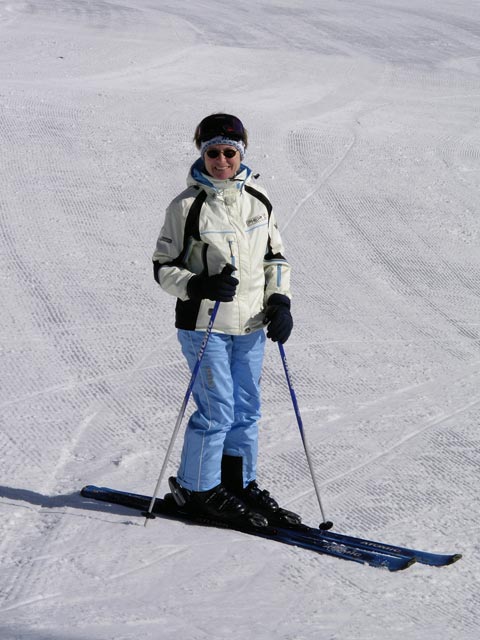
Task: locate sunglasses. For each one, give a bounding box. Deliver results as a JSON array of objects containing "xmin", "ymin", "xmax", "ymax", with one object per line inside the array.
[{"xmin": 205, "ymin": 148, "xmax": 238, "ymax": 159}]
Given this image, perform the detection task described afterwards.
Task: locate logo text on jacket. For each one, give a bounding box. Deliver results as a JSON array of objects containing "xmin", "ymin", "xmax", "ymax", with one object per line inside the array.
[{"xmin": 246, "ymin": 214, "xmax": 267, "ymax": 227}]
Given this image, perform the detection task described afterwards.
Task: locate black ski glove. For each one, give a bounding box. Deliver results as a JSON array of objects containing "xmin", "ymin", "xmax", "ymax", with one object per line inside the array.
[
  {"xmin": 264, "ymin": 293, "xmax": 293, "ymax": 343},
  {"xmin": 187, "ymin": 265, "xmax": 239, "ymax": 302}
]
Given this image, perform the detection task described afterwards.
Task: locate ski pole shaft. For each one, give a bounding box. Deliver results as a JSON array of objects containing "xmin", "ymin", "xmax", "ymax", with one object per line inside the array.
[
  {"xmin": 278, "ymin": 342, "xmax": 333, "ymax": 530},
  {"xmin": 143, "ymin": 299, "xmax": 221, "ymax": 526},
  {"xmin": 144, "ymin": 264, "xmax": 236, "ymax": 526}
]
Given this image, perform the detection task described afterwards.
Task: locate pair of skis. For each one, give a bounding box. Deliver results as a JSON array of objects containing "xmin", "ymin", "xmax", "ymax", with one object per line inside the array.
[
  {"xmin": 80, "ymin": 306, "xmax": 461, "ymax": 572},
  {"xmin": 80, "ymin": 485, "xmax": 461, "ymax": 572}
]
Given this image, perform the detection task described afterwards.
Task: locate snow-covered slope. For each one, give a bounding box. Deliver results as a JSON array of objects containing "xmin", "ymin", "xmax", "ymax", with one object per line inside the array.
[{"xmin": 1, "ymin": 1, "xmax": 479, "ymax": 638}]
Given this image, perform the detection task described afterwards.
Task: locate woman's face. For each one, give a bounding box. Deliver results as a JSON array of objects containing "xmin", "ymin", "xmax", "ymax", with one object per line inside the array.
[{"xmin": 203, "ymin": 145, "xmax": 241, "ymax": 180}]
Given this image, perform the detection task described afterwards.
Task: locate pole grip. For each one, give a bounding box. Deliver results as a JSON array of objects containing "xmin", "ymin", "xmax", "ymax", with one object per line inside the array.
[{"xmin": 221, "ymin": 263, "xmax": 237, "ymax": 276}]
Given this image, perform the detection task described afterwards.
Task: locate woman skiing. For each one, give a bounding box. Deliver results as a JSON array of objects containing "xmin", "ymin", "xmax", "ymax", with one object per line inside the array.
[{"xmin": 153, "ymin": 113, "xmax": 298, "ymax": 527}]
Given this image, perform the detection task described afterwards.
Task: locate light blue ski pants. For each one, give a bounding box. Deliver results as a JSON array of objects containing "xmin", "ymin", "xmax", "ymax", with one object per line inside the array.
[{"xmin": 176, "ymin": 328, "xmax": 266, "ymax": 492}]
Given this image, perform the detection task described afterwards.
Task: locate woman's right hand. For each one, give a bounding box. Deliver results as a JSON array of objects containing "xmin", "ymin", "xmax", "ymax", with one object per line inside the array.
[{"xmin": 187, "ymin": 265, "xmax": 239, "ymax": 302}]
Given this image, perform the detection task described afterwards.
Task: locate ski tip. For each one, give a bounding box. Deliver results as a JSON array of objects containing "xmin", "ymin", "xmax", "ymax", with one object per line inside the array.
[
  {"xmin": 403, "ymin": 557, "xmax": 417, "ymax": 570},
  {"xmin": 380, "ymin": 556, "xmax": 417, "ymax": 571},
  {"xmin": 446, "ymin": 553, "xmax": 462, "ymax": 565},
  {"xmin": 380, "ymin": 555, "xmax": 417, "ymax": 571}
]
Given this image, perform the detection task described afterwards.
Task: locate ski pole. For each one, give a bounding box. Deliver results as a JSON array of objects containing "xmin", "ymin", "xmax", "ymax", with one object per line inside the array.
[
  {"xmin": 143, "ymin": 265, "xmax": 235, "ymax": 526},
  {"xmin": 278, "ymin": 342, "xmax": 333, "ymax": 531}
]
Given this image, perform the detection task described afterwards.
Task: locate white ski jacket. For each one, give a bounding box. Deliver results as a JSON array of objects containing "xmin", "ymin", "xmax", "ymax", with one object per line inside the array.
[{"xmin": 153, "ymin": 160, "xmax": 291, "ymax": 335}]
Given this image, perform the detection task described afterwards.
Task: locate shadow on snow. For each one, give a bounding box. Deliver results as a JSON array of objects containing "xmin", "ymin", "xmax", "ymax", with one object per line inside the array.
[{"xmin": 0, "ymin": 485, "xmax": 138, "ymax": 519}]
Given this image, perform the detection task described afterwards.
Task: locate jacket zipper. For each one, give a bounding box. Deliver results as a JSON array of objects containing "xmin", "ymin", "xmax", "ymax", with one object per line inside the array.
[{"xmin": 227, "ymin": 239, "xmax": 236, "ymax": 269}]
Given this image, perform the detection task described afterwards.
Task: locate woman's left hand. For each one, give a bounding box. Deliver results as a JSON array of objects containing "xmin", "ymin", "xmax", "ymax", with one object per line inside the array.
[{"xmin": 264, "ymin": 294, "xmax": 293, "ymax": 343}]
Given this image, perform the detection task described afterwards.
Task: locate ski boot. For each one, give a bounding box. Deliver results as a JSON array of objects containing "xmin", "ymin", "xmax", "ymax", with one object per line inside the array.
[
  {"xmin": 221, "ymin": 455, "xmax": 302, "ymax": 527},
  {"xmin": 167, "ymin": 477, "xmax": 268, "ymax": 529}
]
